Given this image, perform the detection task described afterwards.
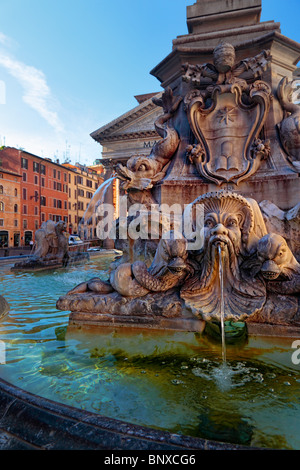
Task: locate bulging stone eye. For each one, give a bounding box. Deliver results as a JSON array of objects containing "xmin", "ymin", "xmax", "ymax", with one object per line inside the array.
[
  {"xmin": 226, "ymin": 218, "xmax": 237, "ymax": 227},
  {"xmin": 205, "ymin": 221, "xmax": 213, "ymax": 228}
]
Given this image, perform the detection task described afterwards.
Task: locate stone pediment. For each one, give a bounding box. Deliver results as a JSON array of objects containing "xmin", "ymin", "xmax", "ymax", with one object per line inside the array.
[{"xmin": 91, "ymin": 93, "xmax": 162, "ymax": 144}]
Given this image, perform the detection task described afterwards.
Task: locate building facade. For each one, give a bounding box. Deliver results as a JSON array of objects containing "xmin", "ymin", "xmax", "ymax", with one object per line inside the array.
[
  {"xmin": 0, "ymin": 147, "xmax": 21, "ymax": 247},
  {"xmin": 0, "ymin": 147, "xmax": 104, "ymax": 247},
  {"xmin": 62, "ymin": 162, "xmax": 104, "ymax": 237},
  {"xmin": 18, "ymin": 150, "xmax": 69, "ymax": 245}
]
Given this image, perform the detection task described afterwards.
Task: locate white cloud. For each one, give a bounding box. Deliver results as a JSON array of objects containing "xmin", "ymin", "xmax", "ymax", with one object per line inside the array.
[
  {"xmin": 0, "ymin": 33, "xmax": 64, "ymax": 133},
  {"xmin": 0, "ymin": 32, "xmax": 13, "ymax": 46}
]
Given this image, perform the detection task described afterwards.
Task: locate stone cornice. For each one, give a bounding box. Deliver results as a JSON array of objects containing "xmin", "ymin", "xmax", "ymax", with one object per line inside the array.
[
  {"xmin": 151, "ymin": 31, "xmax": 300, "ymax": 86},
  {"xmin": 173, "ymin": 21, "xmax": 280, "ymax": 47},
  {"xmin": 90, "ymin": 93, "xmax": 162, "ymax": 143},
  {"xmin": 100, "ymin": 130, "xmax": 159, "ymax": 143}
]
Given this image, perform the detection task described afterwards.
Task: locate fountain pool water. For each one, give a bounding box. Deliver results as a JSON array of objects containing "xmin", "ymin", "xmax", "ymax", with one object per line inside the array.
[{"xmin": 0, "ymin": 258, "xmax": 300, "ymax": 449}]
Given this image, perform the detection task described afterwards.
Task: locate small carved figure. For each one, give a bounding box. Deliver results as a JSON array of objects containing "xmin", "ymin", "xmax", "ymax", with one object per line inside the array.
[
  {"xmin": 116, "ymin": 88, "xmax": 182, "ymax": 193},
  {"xmin": 66, "ymin": 232, "xmax": 192, "ymax": 298},
  {"xmin": 257, "ymin": 233, "xmax": 300, "ymax": 294},
  {"xmin": 33, "ymin": 220, "xmax": 69, "ymax": 262},
  {"xmin": 131, "ymin": 235, "xmax": 192, "ymax": 293}
]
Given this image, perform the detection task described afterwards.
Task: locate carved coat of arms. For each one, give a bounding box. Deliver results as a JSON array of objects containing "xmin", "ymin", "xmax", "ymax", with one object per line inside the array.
[{"xmin": 183, "ymin": 43, "xmax": 272, "ymax": 185}]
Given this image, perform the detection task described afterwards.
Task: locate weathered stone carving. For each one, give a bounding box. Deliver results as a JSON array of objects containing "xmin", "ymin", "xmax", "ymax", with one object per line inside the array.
[
  {"xmin": 256, "ymin": 233, "xmax": 300, "ymax": 294},
  {"xmin": 12, "ymin": 220, "xmax": 70, "ymax": 270},
  {"xmin": 110, "ymin": 237, "xmax": 191, "ymax": 297},
  {"xmin": 132, "ymin": 236, "xmax": 192, "ymax": 290},
  {"xmin": 277, "ymin": 77, "xmax": 300, "ymax": 172},
  {"xmin": 57, "ymin": 189, "xmax": 300, "ymax": 327},
  {"xmin": 65, "ymin": 232, "xmax": 192, "ymax": 300},
  {"xmin": 57, "ymin": 233, "xmax": 197, "ymax": 325},
  {"xmin": 56, "ymin": 32, "xmax": 300, "ymax": 332},
  {"xmin": 184, "ymin": 43, "xmax": 272, "ymax": 185},
  {"xmin": 182, "ymin": 44, "xmax": 271, "ymax": 87},
  {"xmin": 57, "ymin": 288, "xmax": 188, "ymax": 323},
  {"xmin": 259, "ymin": 200, "xmax": 300, "ymax": 260},
  {"xmin": 33, "ymin": 220, "xmax": 69, "ymax": 262},
  {"xmin": 246, "ymin": 233, "xmax": 300, "ymax": 326},
  {"xmin": 180, "ymin": 191, "xmax": 267, "ymax": 321},
  {"xmin": 115, "ymin": 88, "xmax": 182, "ymax": 196}
]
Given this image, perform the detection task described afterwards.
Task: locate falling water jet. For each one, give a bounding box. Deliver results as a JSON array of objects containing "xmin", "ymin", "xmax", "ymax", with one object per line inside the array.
[
  {"xmin": 218, "ymin": 243, "xmax": 226, "ymax": 364},
  {"xmin": 78, "ymin": 176, "xmax": 116, "ymax": 239}
]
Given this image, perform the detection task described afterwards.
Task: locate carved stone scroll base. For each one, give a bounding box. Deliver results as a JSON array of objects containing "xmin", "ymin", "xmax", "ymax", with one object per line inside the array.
[
  {"xmin": 247, "ymin": 294, "xmax": 300, "ymax": 326},
  {"xmin": 56, "ymin": 289, "xmax": 205, "ymax": 332},
  {"xmin": 11, "ymin": 251, "xmax": 89, "ymax": 271},
  {"xmin": 57, "ymin": 289, "xmax": 300, "ymax": 329},
  {"xmin": 11, "ymin": 258, "xmax": 66, "ymax": 271}
]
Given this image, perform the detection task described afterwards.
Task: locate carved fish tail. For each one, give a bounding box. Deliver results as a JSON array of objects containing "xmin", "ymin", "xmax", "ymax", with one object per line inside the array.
[{"xmin": 132, "ymin": 261, "xmax": 170, "ymax": 292}]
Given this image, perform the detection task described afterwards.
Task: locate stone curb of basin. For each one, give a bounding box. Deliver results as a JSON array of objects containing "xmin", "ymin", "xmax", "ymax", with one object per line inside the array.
[{"xmin": 0, "ymin": 377, "xmax": 259, "ymax": 451}]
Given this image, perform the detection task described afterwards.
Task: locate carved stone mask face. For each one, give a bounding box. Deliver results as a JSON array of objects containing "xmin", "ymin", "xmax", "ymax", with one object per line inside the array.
[{"xmin": 204, "ymin": 211, "xmax": 243, "ymax": 254}]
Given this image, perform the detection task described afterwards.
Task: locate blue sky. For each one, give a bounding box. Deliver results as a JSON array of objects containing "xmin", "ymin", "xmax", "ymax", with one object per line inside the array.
[{"xmin": 0, "ymin": 0, "xmax": 299, "ymax": 166}]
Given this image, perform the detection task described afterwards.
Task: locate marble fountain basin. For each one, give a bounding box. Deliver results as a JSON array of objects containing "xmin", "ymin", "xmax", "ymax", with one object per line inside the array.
[{"xmin": 0, "ymin": 257, "xmax": 299, "ymax": 450}]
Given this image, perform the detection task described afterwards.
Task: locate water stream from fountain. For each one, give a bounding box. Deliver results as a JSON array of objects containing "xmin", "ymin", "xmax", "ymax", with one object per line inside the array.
[
  {"xmin": 218, "ymin": 244, "xmax": 226, "ymax": 364},
  {"xmin": 78, "ymin": 176, "xmax": 116, "ymax": 238}
]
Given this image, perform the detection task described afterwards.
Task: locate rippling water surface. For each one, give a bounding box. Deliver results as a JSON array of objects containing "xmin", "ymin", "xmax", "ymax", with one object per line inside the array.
[{"xmin": 0, "ymin": 258, "xmax": 299, "ymax": 449}]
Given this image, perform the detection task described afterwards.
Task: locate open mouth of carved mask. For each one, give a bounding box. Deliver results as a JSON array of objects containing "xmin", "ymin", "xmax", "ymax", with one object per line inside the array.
[
  {"xmin": 210, "ymin": 235, "xmax": 229, "ymax": 251},
  {"xmin": 260, "ymin": 259, "xmax": 281, "ymax": 280},
  {"xmin": 167, "ymin": 257, "xmax": 187, "ymax": 274},
  {"xmin": 261, "ymin": 270, "xmax": 281, "ymax": 280},
  {"xmin": 115, "ymin": 164, "xmax": 133, "ymax": 183}
]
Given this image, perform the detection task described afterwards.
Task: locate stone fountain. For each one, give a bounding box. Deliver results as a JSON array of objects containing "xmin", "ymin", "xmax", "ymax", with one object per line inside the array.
[
  {"xmin": 12, "ymin": 220, "xmax": 89, "ymax": 271},
  {"xmin": 57, "ymin": 0, "xmax": 300, "ymax": 339}
]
